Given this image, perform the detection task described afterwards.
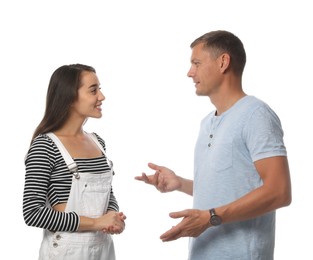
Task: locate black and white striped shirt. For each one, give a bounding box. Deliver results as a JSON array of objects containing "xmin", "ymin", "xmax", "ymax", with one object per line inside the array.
[{"xmin": 23, "ymin": 133, "xmax": 119, "ymax": 232}]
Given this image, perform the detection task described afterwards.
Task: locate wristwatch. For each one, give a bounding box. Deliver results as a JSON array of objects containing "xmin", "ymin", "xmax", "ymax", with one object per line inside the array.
[{"xmin": 209, "ymin": 208, "xmax": 222, "ymax": 226}]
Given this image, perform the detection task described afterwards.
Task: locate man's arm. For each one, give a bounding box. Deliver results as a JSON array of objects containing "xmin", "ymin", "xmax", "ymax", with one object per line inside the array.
[
  {"xmin": 160, "ymin": 156, "xmax": 292, "ymax": 242},
  {"xmin": 217, "ymin": 155, "xmax": 291, "ymax": 222}
]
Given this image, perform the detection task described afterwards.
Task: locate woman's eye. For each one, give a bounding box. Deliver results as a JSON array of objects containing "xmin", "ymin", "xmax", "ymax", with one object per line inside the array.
[{"xmin": 90, "ymin": 86, "xmax": 101, "ymax": 94}]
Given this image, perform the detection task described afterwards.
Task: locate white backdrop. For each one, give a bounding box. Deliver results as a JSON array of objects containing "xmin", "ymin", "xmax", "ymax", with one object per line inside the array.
[{"xmin": 0, "ymin": 0, "xmax": 312, "ymax": 259}]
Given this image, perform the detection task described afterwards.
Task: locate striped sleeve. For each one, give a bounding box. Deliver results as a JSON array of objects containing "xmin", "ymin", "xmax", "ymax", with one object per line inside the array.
[
  {"xmin": 107, "ymin": 188, "xmax": 119, "ymax": 212},
  {"xmin": 23, "ymin": 135, "xmax": 79, "ymax": 231}
]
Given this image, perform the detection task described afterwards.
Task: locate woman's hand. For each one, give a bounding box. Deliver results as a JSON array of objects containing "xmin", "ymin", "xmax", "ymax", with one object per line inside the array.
[{"xmin": 102, "ymin": 211, "xmax": 126, "ymax": 235}]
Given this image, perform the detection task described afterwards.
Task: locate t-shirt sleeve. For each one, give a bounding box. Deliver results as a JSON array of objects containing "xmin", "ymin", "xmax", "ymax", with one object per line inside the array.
[{"xmin": 243, "ymin": 105, "xmax": 287, "ymax": 162}]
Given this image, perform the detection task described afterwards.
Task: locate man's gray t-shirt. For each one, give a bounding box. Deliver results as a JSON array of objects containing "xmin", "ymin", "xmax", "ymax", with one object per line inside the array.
[{"xmin": 190, "ymin": 95, "xmax": 287, "ymax": 260}]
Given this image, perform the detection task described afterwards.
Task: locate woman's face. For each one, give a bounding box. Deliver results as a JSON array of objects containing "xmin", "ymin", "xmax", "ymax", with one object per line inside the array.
[{"xmin": 70, "ymin": 71, "xmax": 105, "ymax": 119}]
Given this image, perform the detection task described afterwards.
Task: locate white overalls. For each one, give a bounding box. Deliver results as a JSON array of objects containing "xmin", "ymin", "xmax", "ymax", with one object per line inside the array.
[{"xmin": 39, "ymin": 132, "xmax": 116, "ymax": 260}]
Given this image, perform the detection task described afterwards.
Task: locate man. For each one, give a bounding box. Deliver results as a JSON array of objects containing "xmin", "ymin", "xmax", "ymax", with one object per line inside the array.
[{"xmin": 135, "ymin": 30, "xmax": 292, "ymax": 259}]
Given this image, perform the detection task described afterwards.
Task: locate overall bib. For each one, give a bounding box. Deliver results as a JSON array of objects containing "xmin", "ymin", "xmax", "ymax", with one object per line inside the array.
[{"xmin": 39, "ymin": 132, "xmax": 116, "ymax": 260}]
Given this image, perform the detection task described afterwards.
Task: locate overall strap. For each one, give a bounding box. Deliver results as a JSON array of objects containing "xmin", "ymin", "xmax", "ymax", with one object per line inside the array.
[
  {"xmin": 87, "ymin": 132, "xmax": 106, "ymax": 155},
  {"xmin": 88, "ymin": 133, "xmax": 113, "ymax": 172},
  {"xmin": 46, "ymin": 132, "xmax": 80, "ymax": 179}
]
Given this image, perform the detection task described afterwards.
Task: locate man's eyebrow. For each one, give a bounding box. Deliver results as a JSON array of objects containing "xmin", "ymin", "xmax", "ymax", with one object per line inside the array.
[{"xmin": 191, "ymin": 58, "xmax": 200, "ymax": 63}]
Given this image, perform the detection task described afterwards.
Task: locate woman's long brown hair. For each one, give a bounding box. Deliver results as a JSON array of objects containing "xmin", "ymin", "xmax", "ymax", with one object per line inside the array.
[{"xmin": 31, "ymin": 64, "xmax": 96, "ymax": 143}]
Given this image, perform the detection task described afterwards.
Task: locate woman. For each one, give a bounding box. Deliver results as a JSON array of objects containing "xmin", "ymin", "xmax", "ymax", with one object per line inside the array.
[{"xmin": 23, "ymin": 64, "xmax": 126, "ymax": 260}]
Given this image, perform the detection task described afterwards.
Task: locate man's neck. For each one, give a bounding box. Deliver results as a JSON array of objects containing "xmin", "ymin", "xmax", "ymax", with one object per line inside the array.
[{"xmin": 210, "ymin": 90, "xmax": 246, "ymax": 116}]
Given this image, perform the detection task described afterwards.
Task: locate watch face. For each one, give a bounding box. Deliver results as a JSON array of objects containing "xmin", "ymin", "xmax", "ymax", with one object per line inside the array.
[{"xmin": 210, "ymin": 215, "xmax": 222, "ymax": 226}]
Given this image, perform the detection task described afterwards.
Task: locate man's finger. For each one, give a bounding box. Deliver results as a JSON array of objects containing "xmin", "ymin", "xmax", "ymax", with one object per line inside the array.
[{"xmin": 148, "ymin": 162, "xmax": 161, "ymax": 171}]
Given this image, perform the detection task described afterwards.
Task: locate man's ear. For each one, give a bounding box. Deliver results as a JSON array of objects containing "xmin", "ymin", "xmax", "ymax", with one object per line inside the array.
[{"xmin": 219, "ymin": 53, "xmax": 231, "ymax": 73}]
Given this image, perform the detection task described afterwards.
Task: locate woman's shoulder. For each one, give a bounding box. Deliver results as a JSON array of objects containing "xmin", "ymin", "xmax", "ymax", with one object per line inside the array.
[
  {"xmin": 25, "ymin": 133, "xmax": 58, "ymax": 163},
  {"xmin": 89, "ymin": 132, "xmax": 106, "ymax": 150},
  {"xmin": 31, "ymin": 133, "xmax": 56, "ymax": 147}
]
